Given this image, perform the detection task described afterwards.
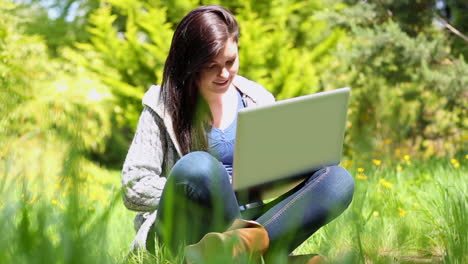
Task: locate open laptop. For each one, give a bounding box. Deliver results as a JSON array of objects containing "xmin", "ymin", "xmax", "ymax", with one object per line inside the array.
[{"xmin": 232, "ymin": 87, "xmax": 350, "ymax": 201}]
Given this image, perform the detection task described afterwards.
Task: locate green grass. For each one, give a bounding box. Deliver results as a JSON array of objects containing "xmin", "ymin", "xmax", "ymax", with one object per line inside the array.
[
  {"xmin": 295, "ymin": 156, "xmax": 467, "ymax": 263},
  {"xmin": 0, "ymin": 139, "xmax": 466, "ymax": 263}
]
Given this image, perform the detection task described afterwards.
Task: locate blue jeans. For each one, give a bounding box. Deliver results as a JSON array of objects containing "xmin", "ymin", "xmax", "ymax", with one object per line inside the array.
[{"xmin": 155, "ymin": 151, "xmax": 354, "ymax": 257}]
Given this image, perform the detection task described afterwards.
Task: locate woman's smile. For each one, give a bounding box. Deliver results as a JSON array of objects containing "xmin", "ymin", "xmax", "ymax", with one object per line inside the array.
[{"xmin": 214, "ymin": 79, "xmax": 229, "ymax": 86}]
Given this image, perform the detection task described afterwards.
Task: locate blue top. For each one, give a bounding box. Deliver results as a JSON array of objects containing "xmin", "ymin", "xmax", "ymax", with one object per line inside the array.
[{"xmin": 207, "ymin": 90, "xmax": 245, "ymax": 181}]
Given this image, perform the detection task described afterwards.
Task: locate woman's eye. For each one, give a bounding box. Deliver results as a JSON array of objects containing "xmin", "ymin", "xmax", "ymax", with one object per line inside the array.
[
  {"xmin": 226, "ymin": 60, "xmax": 234, "ymax": 66},
  {"xmin": 205, "ymin": 64, "xmax": 216, "ymax": 70}
]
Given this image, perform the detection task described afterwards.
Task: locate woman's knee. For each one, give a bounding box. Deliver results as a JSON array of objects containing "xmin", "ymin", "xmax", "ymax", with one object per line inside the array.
[
  {"xmin": 168, "ymin": 151, "xmax": 227, "ymax": 186},
  {"xmin": 327, "ymin": 165, "xmax": 355, "ymax": 206}
]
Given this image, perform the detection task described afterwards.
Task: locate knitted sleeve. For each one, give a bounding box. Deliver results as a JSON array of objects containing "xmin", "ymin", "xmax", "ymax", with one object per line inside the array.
[{"xmin": 121, "ymin": 106, "xmax": 167, "ymax": 212}]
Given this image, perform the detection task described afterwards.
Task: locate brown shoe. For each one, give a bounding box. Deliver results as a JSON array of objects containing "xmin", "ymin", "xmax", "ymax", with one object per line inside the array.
[{"xmin": 185, "ymin": 219, "xmax": 269, "ymax": 264}]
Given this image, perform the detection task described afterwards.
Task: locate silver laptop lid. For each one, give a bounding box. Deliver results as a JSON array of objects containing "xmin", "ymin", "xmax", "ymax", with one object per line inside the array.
[{"xmin": 232, "ymin": 87, "xmax": 350, "ymax": 191}]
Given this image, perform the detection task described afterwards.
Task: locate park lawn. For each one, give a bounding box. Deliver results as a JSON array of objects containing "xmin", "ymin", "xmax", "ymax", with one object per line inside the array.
[{"xmin": 0, "ymin": 141, "xmax": 466, "ymax": 263}]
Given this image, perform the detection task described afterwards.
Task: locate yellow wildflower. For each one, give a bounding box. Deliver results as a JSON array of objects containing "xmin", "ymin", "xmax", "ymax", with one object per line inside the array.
[
  {"xmin": 357, "ymin": 174, "xmax": 368, "ymax": 180},
  {"xmin": 342, "ymin": 160, "xmax": 353, "ymax": 169},
  {"xmin": 396, "ymin": 165, "xmax": 403, "ymax": 171},
  {"xmin": 398, "ymin": 207, "xmax": 408, "ymax": 217},
  {"xmin": 395, "ymin": 148, "xmax": 401, "ymax": 156},
  {"xmin": 384, "ymin": 139, "xmax": 392, "ymax": 144},
  {"xmin": 372, "ymin": 159, "xmax": 382, "ymax": 166},
  {"xmin": 357, "ymin": 167, "xmax": 365, "ymax": 173},
  {"xmin": 21, "ymin": 194, "xmax": 26, "ymax": 199},
  {"xmin": 465, "ymin": 154, "xmax": 468, "ymax": 160},
  {"xmin": 51, "ymin": 199, "xmax": 58, "ymax": 205},
  {"xmin": 402, "ymin": 154, "xmax": 412, "ymax": 165},
  {"xmin": 379, "ymin": 178, "xmax": 393, "ymax": 189},
  {"xmin": 27, "ymin": 197, "xmax": 37, "ymax": 205},
  {"xmin": 450, "ymin": 158, "xmax": 460, "ymax": 168},
  {"xmin": 373, "ymin": 211, "xmax": 379, "ymax": 217}
]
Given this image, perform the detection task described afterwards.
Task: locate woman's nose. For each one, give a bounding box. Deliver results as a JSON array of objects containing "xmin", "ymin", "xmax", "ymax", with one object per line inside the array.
[{"xmin": 219, "ymin": 67, "xmax": 229, "ymax": 78}]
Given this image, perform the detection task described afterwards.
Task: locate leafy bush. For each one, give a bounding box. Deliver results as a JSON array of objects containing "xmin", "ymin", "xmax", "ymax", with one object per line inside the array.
[
  {"xmin": 319, "ymin": 2, "xmax": 468, "ymax": 159},
  {"xmin": 1, "ymin": 1, "xmax": 114, "ymax": 157}
]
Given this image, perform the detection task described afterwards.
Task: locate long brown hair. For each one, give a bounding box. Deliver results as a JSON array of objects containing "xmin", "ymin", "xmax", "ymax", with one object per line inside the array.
[{"xmin": 161, "ymin": 5, "xmax": 239, "ymax": 155}]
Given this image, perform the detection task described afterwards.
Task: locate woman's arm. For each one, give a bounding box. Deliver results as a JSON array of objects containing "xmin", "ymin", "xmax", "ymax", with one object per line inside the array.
[{"xmin": 121, "ymin": 106, "xmax": 167, "ymax": 212}]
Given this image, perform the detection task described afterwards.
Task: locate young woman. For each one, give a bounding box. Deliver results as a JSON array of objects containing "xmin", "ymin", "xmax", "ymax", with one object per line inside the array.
[{"xmin": 122, "ymin": 4, "xmax": 354, "ymax": 262}]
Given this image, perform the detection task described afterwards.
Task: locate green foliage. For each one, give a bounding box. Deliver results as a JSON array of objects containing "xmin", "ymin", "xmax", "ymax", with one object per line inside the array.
[
  {"xmin": 0, "ymin": 3, "xmax": 51, "ymax": 120},
  {"xmin": 74, "ymin": 0, "xmax": 174, "ymax": 132},
  {"xmin": 15, "ymin": 0, "xmax": 100, "ymax": 55},
  {"xmin": 233, "ymin": 0, "xmax": 344, "ymax": 99},
  {"xmin": 374, "ymin": 0, "xmax": 436, "ymax": 36},
  {"xmin": 1, "ymin": 0, "xmax": 113, "ymax": 157},
  {"xmin": 438, "ymin": 0, "xmax": 468, "ymax": 58},
  {"xmin": 319, "ymin": 2, "xmax": 468, "ymax": 159}
]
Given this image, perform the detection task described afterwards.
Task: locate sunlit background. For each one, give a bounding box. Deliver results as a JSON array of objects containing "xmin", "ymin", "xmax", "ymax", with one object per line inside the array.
[{"xmin": 1, "ymin": 0, "xmax": 466, "ymax": 263}]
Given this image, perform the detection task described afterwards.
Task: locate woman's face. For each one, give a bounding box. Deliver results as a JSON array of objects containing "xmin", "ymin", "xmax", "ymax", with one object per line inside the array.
[{"xmin": 197, "ymin": 38, "xmax": 239, "ymax": 97}]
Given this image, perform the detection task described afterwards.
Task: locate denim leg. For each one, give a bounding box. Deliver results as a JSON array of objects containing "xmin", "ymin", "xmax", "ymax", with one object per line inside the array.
[
  {"xmin": 255, "ymin": 166, "xmax": 354, "ymax": 260},
  {"xmin": 155, "ymin": 151, "xmax": 240, "ymax": 254}
]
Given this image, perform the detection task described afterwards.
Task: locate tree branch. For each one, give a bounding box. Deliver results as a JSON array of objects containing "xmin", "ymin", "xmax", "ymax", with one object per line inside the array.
[{"xmin": 436, "ymin": 15, "xmax": 468, "ymax": 43}]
